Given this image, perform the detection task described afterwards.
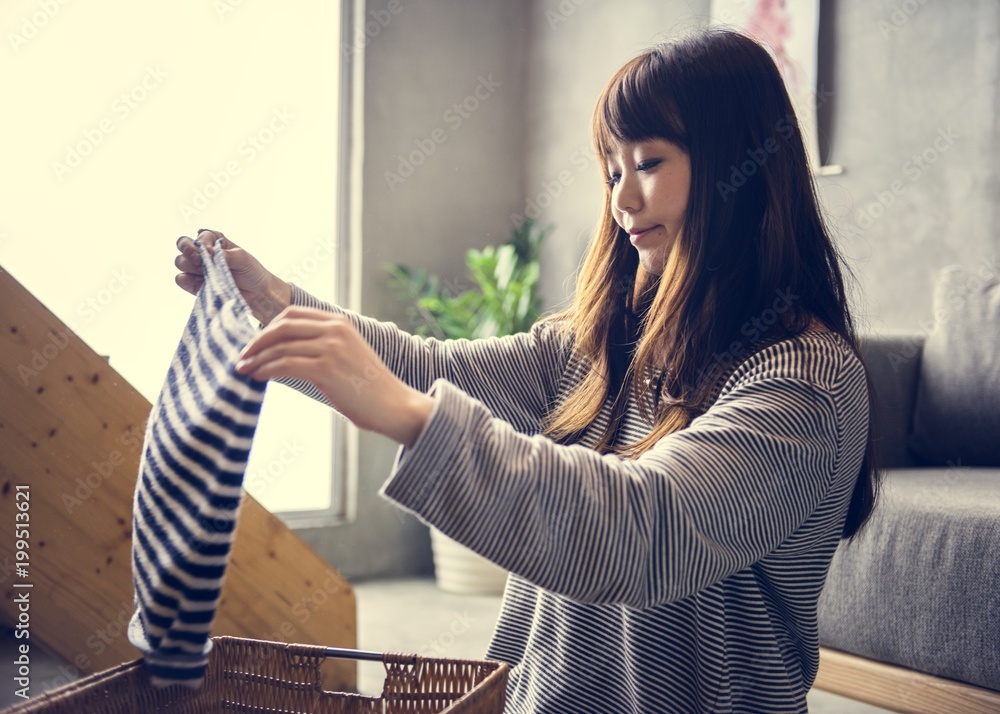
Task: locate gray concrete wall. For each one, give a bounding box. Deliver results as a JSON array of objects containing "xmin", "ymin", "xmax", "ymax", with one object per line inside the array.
[
  {"xmin": 302, "ymin": 0, "xmax": 1000, "ymax": 580},
  {"xmin": 298, "ymin": 0, "xmax": 530, "ymax": 580},
  {"xmin": 814, "ymin": 0, "xmax": 1000, "ymax": 332},
  {"xmin": 520, "ymin": 0, "xmax": 707, "ymax": 311},
  {"xmin": 521, "ymin": 0, "xmax": 1000, "ymax": 331}
]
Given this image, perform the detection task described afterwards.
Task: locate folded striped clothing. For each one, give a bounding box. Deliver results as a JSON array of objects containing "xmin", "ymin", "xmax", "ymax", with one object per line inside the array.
[{"xmin": 127, "ymin": 239, "xmax": 268, "ymax": 688}]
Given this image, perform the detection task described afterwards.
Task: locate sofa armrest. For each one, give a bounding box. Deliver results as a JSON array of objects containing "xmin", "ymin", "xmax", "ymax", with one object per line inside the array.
[{"xmin": 857, "ymin": 331, "xmax": 925, "ymax": 469}]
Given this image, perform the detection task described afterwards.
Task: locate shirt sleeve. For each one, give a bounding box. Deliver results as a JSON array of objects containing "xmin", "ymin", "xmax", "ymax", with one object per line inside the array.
[
  {"xmin": 277, "ymin": 284, "xmax": 573, "ymax": 433},
  {"xmin": 380, "ymin": 350, "xmax": 857, "ymax": 609}
]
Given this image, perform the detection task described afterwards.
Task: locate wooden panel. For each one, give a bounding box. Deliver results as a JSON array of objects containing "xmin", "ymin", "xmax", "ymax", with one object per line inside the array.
[
  {"xmin": 0, "ymin": 265, "xmax": 356, "ymax": 690},
  {"xmin": 816, "ymin": 647, "xmax": 1000, "ymax": 714}
]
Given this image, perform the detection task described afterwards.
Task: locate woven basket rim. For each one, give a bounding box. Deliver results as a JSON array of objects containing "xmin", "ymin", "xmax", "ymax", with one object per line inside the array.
[{"xmin": 0, "ymin": 635, "xmax": 510, "ymax": 714}]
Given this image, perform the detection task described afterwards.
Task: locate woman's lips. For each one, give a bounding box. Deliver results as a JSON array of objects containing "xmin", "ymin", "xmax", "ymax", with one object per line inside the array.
[{"xmin": 628, "ymin": 226, "xmax": 658, "ymax": 245}]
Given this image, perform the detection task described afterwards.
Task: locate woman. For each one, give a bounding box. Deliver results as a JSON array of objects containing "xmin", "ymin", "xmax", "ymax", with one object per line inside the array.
[{"xmin": 176, "ymin": 28, "xmax": 879, "ymax": 714}]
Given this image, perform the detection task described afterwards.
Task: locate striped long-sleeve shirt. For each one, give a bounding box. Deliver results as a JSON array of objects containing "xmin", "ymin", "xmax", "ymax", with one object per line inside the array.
[{"xmin": 286, "ymin": 286, "xmax": 869, "ymax": 713}]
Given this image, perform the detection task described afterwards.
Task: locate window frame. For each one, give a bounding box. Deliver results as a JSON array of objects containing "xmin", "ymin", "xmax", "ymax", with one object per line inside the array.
[{"xmin": 270, "ymin": 0, "xmax": 363, "ymax": 529}]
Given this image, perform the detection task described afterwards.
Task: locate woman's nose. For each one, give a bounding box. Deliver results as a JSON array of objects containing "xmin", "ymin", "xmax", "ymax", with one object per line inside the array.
[{"xmin": 612, "ymin": 173, "xmax": 641, "ymax": 214}]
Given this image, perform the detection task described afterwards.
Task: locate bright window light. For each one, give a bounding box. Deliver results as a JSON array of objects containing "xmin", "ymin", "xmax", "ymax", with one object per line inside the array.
[{"xmin": 2, "ymin": 1, "xmax": 344, "ymax": 515}]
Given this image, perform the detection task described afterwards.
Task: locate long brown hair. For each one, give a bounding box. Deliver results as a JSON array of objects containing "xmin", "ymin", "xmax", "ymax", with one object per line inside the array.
[{"xmin": 540, "ymin": 29, "xmax": 880, "ymax": 539}]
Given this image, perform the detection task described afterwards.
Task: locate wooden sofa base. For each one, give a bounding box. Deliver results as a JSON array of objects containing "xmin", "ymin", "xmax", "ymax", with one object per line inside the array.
[{"xmin": 815, "ymin": 647, "xmax": 1000, "ymax": 713}]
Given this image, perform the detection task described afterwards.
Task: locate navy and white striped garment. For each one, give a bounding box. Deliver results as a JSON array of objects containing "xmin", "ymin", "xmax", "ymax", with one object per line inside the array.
[
  {"xmin": 128, "ymin": 241, "xmax": 267, "ymax": 688},
  {"xmin": 285, "ymin": 285, "xmax": 868, "ymax": 714}
]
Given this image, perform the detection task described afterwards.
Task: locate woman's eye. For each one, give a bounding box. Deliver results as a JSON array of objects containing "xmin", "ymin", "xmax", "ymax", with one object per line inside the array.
[{"xmin": 606, "ymin": 158, "xmax": 660, "ymax": 186}]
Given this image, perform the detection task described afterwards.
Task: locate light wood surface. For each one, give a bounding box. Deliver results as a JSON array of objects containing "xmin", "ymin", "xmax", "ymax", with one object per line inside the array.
[
  {"xmin": 816, "ymin": 647, "xmax": 1000, "ymax": 714},
  {"xmin": 0, "ymin": 265, "xmax": 356, "ymax": 689}
]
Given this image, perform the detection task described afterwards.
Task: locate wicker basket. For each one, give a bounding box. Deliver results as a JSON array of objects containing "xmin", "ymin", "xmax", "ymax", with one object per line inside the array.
[{"xmin": 1, "ymin": 636, "xmax": 508, "ymax": 714}]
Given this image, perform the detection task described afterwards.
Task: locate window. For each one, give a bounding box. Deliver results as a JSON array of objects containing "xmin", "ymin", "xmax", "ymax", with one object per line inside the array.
[{"xmin": 2, "ymin": 1, "xmax": 353, "ymax": 520}]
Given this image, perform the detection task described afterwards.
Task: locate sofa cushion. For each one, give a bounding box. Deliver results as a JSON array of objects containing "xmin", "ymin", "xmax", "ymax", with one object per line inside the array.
[
  {"xmin": 818, "ymin": 468, "xmax": 1000, "ymax": 692},
  {"xmin": 908, "ymin": 264, "xmax": 1000, "ymax": 466}
]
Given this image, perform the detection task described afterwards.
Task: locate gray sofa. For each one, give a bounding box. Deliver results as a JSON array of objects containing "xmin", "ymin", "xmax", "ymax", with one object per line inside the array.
[{"xmin": 816, "ymin": 265, "xmax": 1000, "ymax": 712}]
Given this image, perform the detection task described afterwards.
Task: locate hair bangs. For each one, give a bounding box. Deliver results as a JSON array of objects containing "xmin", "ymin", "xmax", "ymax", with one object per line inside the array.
[{"xmin": 593, "ymin": 52, "xmax": 687, "ymax": 169}]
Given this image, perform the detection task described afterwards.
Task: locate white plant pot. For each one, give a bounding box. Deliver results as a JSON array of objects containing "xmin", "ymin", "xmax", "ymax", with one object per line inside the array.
[{"xmin": 430, "ymin": 528, "xmax": 508, "ymax": 595}]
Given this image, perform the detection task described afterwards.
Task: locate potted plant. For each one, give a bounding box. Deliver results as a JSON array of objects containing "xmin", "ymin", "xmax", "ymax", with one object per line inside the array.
[{"xmin": 385, "ymin": 218, "xmax": 550, "ymax": 594}]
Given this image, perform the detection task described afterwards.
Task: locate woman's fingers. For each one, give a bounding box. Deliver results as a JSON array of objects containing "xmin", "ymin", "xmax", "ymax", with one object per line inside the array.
[
  {"xmin": 240, "ymin": 308, "xmax": 348, "ymax": 359},
  {"xmin": 176, "ymin": 235, "xmax": 201, "ymax": 266},
  {"xmin": 238, "ymin": 334, "xmax": 333, "ymax": 373},
  {"xmin": 235, "ymin": 307, "xmax": 385, "ymax": 399},
  {"xmin": 232, "ymin": 305, "xmax": 428, "ymax": 443},
  {"xmin": 176, "ymin": 230, "xmax": 230, "ymax": 261},
  {"xmin": 174, "ymin": 272, "xmax": 204, "ymax": 295},
  {"xmin": 237, "ymin": 353, "xmax": 323, "ymax": 384},
  {"xmin": 195, "ymin": 228, "xmax": 230, "ymax": 254},
  {"xmin": 173, "ymin": 230, "xmax": 291, "ymax": 325},
  {"xmin": 175, "ymin": 234, "xmax": 205, "ymax": 296},
  {"xmin": 175, "ymin": 235, "xmax": 205, "ymax": 295},
  {"xmin": 174, "ymin": 250, "xmax": 200, "ymax": 273},
  {"xmin": 176, "ymin": 234, "xmax": 199, "ymax": 253}
]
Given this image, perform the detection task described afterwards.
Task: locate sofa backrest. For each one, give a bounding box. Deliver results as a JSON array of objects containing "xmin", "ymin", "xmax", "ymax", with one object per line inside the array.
[{"xmin": 858, "ymin": 331, "xmax": 926, "ymax": 470}]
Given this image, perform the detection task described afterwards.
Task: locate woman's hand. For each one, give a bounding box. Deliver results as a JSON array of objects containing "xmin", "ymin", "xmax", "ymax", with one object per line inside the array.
[
  {"xmin": 236, "ymin": 306, "xmax": 434, "ymax": 447},
  {"xmin": 175, "ymin": 229, "xmax": 291, "ymax": 325}
]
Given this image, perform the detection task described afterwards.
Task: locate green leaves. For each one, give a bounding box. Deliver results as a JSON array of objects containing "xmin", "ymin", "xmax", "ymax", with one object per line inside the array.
[{"xmin": 385, "ymin": 218, "xmax": 551, "ymax": 340}]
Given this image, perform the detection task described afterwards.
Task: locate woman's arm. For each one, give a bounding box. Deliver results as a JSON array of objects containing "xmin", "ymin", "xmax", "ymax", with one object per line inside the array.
[
  {"xmin": 281, "ymin": 285, "xmax": 573, "ymax": 433},
  {"xmin": 236, "ymin": 296, "xmax": 868, "ymax": 608},
  {"xmin": 175, "ymin": 234, "xmax": 568, "ymax": 430},
  {"xmin": 380, "ymin": 343, "xmax": 868, "ymax": 608}
]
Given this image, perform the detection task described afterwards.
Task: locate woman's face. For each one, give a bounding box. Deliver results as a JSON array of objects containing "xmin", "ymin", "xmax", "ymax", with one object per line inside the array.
[{"xmin": 606, "ymin": 138, "xmax": 691, "ymax": 275}]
